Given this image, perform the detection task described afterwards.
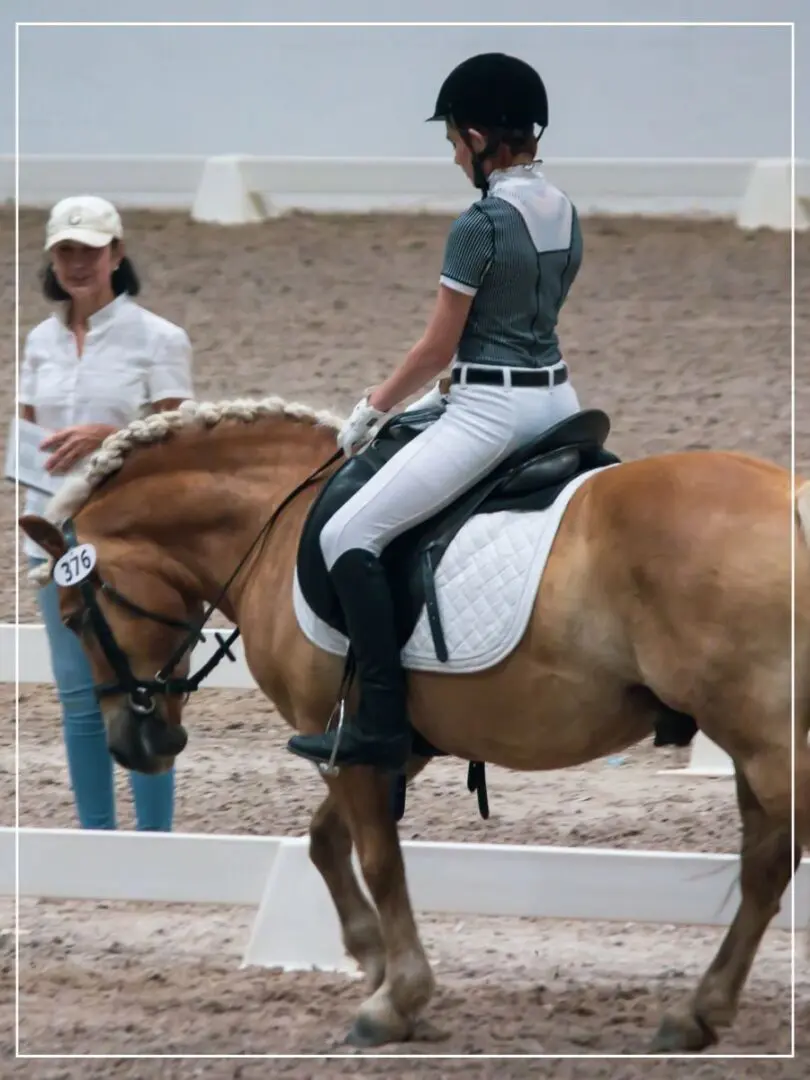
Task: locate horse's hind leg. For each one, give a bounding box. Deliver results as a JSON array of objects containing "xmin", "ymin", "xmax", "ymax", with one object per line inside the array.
[
  {"xmin": 651, "ymin": 741, "xmax": 806, "ymax": 1053},
  {"xmin": 308, "ymin": 788, "xmax": 385, "ymax": 991}
]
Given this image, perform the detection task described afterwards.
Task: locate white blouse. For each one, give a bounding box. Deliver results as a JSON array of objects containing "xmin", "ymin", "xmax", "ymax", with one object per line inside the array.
[{"xmin": 19, "ymin": 293, "xmax": 194, "ymax": 557}]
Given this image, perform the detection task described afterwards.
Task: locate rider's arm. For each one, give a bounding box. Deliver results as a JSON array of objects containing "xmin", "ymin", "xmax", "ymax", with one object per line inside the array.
[
  {"xmin": 370, "ymin": 285, "xmax": 473, "ymax": 412},
  {"xmin": 369, "ymin": 208, "xmax": 494, "ymax": 413}
]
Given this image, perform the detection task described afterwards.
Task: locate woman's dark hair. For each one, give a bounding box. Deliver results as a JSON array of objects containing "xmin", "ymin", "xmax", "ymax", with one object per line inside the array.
[{"xmin": 41, "ymin": 240, "xmax": 141, "ymax": 301}]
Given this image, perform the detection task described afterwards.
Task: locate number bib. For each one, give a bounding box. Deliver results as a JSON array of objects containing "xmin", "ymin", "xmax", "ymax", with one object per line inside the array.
[{"xmin": 53, "ymin": 543, "xmax": 97, "ymax": 588}]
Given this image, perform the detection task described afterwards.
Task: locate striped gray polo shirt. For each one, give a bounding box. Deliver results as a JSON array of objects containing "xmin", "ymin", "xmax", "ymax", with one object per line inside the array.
[{"xmin": 440, "ymin": 165, "xmax": 582, "ymax": 369}]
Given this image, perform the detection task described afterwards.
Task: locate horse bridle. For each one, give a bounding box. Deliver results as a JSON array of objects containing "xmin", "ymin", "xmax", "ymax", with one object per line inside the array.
[{"xmin": 56, "ymin": 450, "xmax": 342, "ymax": 721}]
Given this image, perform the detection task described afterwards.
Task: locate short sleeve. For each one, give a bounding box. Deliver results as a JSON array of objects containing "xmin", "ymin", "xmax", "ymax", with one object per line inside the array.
[
  {"xmin": 146, "ymin": 326, "xmax": 194, "ymax": 403},
  {"xmin": 439, "ymin": 207, "xmax": 495, "ymax": 296},
  {"xmin": 19, "ymin": 335, "xmax": 39, "ymax": 405}
]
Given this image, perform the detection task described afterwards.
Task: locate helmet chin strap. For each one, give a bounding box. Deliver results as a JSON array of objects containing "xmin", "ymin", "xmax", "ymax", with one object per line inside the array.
[
  {"xmin": 459, "ymin": 128, "xmax": 502, "ymax": 196},
  {"xmin": 459, "ymin": 124, "xmax": 545, "ymax": 197}
]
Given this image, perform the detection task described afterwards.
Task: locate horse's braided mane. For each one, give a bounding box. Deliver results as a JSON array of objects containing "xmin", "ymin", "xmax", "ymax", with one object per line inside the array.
[{"xmin": 27, "ymin": 395, "xmax": 344, "ymax": 585}]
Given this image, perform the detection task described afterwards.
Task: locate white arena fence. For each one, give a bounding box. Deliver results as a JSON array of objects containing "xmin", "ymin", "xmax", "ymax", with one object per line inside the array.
[
  {"xmin": 3, "ymin": 152, "xmax": 807, "ymax": 966},
  {"xmin": 3, "ymin": 154, "xmax": 809, "ymax": 229},
  {"xmin": 3, "ymin": 828, "xmax": 809, "ymax": 972},
  {"xmin": 3, "ymin": 623, "xmax": 735, "ymax": 777},
  {"xmin": 3, "ymin": 621, "xmax": 808, "ymax": 969}
]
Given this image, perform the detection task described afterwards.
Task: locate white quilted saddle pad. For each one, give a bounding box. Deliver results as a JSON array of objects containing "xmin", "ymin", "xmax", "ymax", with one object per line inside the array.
[{"xmin": 293, "ymin": 465, "xmax": 615, "ymax": 675}]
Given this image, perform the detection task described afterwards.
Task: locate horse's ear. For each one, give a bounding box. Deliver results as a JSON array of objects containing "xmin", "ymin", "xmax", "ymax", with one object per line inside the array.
[{"xmin": 18, "ymin": 515, "xmax": 68, "ymax": 561}]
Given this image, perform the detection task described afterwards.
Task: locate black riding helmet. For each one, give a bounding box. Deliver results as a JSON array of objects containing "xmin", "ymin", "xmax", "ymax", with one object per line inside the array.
[{"xmin": 427, "ymin": 52, "xmax": 548, "ymax": 194}]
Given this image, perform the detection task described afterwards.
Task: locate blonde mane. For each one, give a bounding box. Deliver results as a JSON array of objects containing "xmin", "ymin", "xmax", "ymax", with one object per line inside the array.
[{"xmin": 42, "ymin": 393, "xmax": 344, "ymax": 531}]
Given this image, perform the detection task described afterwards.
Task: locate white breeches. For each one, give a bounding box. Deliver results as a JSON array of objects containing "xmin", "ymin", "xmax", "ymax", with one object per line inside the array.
[{"xmin": 319, "ymin": 363, "xmax": 582, "ymax": 570}]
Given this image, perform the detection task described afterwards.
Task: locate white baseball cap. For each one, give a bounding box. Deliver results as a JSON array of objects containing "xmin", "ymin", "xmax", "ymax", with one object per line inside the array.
[{"xmin": 45, "ymin": 195, "xmax": 124, "ymax": 250}]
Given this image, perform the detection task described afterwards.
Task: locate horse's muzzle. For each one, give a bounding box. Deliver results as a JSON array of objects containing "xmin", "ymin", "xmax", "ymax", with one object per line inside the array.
[{"xmin": 107, "ymin": 703, "xmax": 188, "ymax": 773}]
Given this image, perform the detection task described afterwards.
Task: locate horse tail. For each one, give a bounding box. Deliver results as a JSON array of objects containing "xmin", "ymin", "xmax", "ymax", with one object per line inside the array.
[
  {"xmin": 795, "ymin": 480, "xmax": 810, "ymax": 745},
  {"xmin": 797, "ymin": 480, "xmax": 810, "ymax": 549}
]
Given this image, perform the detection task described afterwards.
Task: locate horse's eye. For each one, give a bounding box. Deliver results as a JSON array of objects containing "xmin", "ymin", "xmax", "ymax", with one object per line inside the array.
[{"xmin": 63, "ymin": 613, "xmax": 84, "ymax": 634}]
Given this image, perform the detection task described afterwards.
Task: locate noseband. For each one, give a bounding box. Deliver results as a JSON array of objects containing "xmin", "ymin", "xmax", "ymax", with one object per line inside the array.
[{"xmin": 56, "ymin": 450, "xmax": 341, "ymax": 721}]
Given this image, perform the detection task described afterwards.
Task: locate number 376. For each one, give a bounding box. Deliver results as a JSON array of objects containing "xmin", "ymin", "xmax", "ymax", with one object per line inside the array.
[{"xmin": 60, "ymin": 549, "xmax": 93, "ymax": 583}]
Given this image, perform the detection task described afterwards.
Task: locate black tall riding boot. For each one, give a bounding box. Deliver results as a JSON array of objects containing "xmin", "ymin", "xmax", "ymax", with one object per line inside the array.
[{"xmin": 286, "ymin": 548, "xmax": 412, "ymax": 770}]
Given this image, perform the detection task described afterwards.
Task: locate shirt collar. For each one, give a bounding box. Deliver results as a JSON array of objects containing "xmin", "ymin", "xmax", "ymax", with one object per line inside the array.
[
  {"xmin": 55, "ymin": 292, "xmax": 130, "ymax": 331},
  {"xmin": 488, "ymin": 163, "xmax": 542, "ymax": 185}
]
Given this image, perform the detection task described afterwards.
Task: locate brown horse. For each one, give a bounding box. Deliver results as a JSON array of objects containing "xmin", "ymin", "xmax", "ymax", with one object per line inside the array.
[{"xmin": 19, "ymin": 395, "xmax": 810, "ymax": 1054}]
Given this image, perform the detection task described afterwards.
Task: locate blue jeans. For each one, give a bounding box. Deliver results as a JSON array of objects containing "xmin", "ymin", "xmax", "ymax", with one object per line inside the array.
[{"xmin": 31, "ymin": 557, "xmax": 175, "ymax": 831}]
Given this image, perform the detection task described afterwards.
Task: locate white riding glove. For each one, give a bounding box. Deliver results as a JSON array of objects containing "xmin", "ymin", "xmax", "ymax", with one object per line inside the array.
[{"xmin": 338, "ymin": 394, "xmax": 388, "ymax": 457}]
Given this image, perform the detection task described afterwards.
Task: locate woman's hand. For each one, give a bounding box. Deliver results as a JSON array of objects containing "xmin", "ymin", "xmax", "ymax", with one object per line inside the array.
[{"xmin": 40, "ymin": 423, "xmax": 117, "ymax": 475}]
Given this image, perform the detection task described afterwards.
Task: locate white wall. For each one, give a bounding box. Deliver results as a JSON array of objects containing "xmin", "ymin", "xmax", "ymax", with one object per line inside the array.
[{"xmin": 3, "ymin": 0, "xmax": 807, "ymax": 159}]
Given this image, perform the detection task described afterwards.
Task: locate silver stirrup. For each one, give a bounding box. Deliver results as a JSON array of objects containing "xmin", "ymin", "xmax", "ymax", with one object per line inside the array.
[{"xmin": 318, "ymin": 696, "xmax": 347, "ymax": 777}]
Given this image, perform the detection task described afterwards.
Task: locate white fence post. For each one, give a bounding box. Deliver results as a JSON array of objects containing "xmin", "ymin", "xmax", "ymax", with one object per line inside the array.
[
  {"xmin": 240, "ymin": 838, "xmax": 360, "ymax": 973},
  {"xmin": 660, "ymin": 732, "xmax": 734, "ymax": 779},
  {"xmin": 736, "ymin": 158, "xmax": 809, "ymax": 232},
  {"xmin": 190, "ymin": 155, "xmax": 269, "ymax": 225}
]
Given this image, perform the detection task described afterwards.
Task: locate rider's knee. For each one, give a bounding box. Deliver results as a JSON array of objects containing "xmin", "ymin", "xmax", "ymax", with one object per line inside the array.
[{"xmin": 320, "ymin": 514, "xmax": 379, "ymax": 571}]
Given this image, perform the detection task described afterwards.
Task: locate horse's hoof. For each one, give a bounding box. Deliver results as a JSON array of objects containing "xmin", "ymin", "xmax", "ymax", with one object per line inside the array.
[
  {"xmin": 411, "ymin": 1018, "xmax": 451, "ymax": 1043},
  {"xmin": 344, "ymin": 1013, "xmax": 413, "ymax": 1048},
  {"xmin": 649, "ymin": 1012, "xmax": 717, "ymax": 1054}
]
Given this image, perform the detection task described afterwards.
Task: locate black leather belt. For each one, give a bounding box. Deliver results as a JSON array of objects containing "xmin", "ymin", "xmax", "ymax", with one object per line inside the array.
[{"xmin": 451, "ymin": 364, "xmax": 568, "ymax": 388}]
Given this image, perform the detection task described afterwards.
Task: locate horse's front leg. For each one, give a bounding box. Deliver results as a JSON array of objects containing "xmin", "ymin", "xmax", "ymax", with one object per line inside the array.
[
  {"xmin": 308, "ymin": 787, "xmax": 386, "ymax": 992},
  {"xmin": 331, "ymin": 765, "xmax": 435, "ymax": 1047}
]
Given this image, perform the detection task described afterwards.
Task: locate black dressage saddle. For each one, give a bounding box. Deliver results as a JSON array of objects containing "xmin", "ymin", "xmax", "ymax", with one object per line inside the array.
[{"xmin": 297, "ymin": 405, "xmax": 620, "ymax": 662}]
